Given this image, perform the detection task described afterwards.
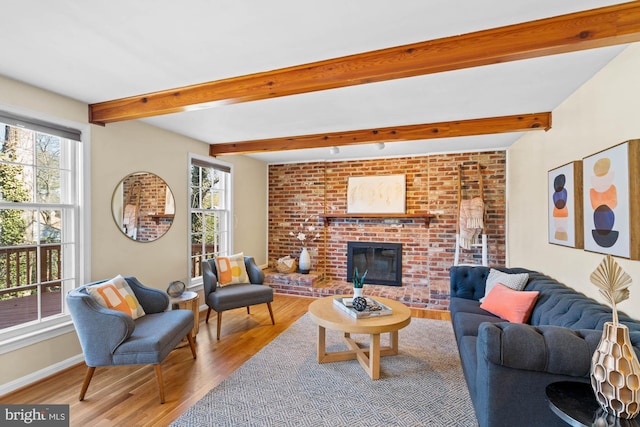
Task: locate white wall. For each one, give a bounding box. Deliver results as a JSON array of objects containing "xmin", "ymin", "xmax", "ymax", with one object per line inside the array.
[
  {"xmin": 508, "ymin": 43, "xmax": 640, "ymax": 319},
  {"xmin": 0, "ymin": 75, "xmax": 268, "ymax": 389}
]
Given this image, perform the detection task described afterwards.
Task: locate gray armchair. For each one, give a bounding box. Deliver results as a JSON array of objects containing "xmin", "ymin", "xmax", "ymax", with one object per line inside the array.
[
  {"xmin": 203, "ymin": 256, "xmax": 275, "ymax": 340},
  {"xmin": 67, "ymin": 276, "xmax": 196, "ymax": 404}
]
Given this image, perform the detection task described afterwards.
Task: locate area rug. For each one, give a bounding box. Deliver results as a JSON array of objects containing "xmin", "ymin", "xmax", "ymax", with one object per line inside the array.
[{"xmin": 171, "ymin": 314, "xmax": 476, "ymax": 427}]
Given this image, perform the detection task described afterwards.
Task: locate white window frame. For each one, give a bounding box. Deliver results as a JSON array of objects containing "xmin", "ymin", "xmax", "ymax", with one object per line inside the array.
[
  {"xmin": 188, "ymin": 153, "xmax": 233, "ymax": 288},
  {"xmin": 0, "ymin": 103, "xmax": 90, "ymax": 354}
]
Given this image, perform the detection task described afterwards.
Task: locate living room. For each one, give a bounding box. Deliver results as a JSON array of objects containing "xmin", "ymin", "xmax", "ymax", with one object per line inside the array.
[{"xmin": 2, "ymin": 2, "xmax": 640, "ymax": 426}]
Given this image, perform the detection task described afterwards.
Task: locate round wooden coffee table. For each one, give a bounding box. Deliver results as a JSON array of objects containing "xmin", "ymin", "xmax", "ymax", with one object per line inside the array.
[{"xmin": 308, "ymin": 295, "xmax": 411, "ymax": 380}]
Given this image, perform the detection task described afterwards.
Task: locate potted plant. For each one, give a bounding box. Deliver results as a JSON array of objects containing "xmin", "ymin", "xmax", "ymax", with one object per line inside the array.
[{"xmin": 352, "ymin": 267, "xmax": 367, "ymax": 298}]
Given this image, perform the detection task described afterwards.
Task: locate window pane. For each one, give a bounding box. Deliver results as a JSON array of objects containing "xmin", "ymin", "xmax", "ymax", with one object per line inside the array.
[
  {"xmin": 36, "ymin": 167, "xmax": 61, "ymax": 203},
  {"xmin": 12, "ymin": 127, "xmax": 35, "ymax": 166},
  {"xmin": 210, "ymin": 169, "xmax": 223, "ymax": 190},
  {"xmin": 211, "ymin": 190, "xmax": 223, "ymax": 209},
  {"xmin": 36, "ymin": 133, "xmax": 61, "ymax": 167},
  {"xmin": 41, "ymin": 243, "xmax": 62, "ymax": 283},
  {"xmin": 1, "ymin": 209, "xmax": 37, "ymax": 245},
  {"xmin": 0, "ymin": 247, "xmax": 37, "ymax": 287},
  {"xmin": 40, "ymin": 210, "xmax": 62, "ymax": 243},
  {"xmin": 42, "ymin": 285, "xmax": 62, "ymax": 319},
  {"xmin": 0, "ymin": 288, "xmax": 38, "ymax": 329},
  {"xmin": 190, "ymin": 186, "xmax": 200, "ymax": 209},
  {"xmin": 191, "ymin": 212, "xmax": 202, "ymax": 238},
  {"xmin": 0, "ymin": 161, "xmax": 33, "ymax": 203}
]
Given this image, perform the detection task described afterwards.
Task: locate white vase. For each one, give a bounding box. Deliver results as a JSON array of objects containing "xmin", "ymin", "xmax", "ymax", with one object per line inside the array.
[
  {"xmin": 299, "ymin": 247, "xmax": 311, "ymax": 274},
  {"xmin": 353, "ymin": 287, "xmax": 363, "ymax": 298}
]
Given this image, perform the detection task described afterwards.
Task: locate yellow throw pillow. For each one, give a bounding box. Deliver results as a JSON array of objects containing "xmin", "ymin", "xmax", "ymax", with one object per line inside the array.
[
  {"xmin": 215, "ymin": 253, "xmax": 249, "ymax": 286},
  {"xmin": 87, "ymin": 275, "xmax": 146, "ymax": 319}
]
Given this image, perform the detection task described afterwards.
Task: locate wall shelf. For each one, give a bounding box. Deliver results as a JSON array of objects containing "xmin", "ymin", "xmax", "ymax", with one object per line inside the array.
[
  {"xmin": 319, "ymin": 213, "xmax": 434, "ymax": 226},
  {"xmin": 149, "ymin": 214, "xmax": 175, "ymax": 224}
]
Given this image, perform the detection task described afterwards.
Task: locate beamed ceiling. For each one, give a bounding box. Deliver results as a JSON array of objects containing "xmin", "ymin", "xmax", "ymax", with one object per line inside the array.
[{"xmin": 2, "ymin": 1, "xmax": 640, "ymax": 163}]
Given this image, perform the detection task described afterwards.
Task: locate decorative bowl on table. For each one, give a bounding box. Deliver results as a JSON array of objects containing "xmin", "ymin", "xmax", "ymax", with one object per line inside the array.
[{"xmin": 167, "ymin": 280, "xmax": 186, "ymax": 298}]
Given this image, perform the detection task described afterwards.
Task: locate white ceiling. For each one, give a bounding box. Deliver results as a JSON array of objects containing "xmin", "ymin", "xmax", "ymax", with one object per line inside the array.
[{"xmin": 0, "ymin": 0, "xmax": 631, "ymax": 163}]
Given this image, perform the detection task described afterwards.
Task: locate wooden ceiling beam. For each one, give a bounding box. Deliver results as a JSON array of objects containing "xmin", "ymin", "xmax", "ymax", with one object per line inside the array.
[
  {"xmin": 208, "ymin": 112, "xmax": 551, "ymax": 156},
  {"xmin": 89, "ymin": 2, "xmax": 640, "ymax": 125}
]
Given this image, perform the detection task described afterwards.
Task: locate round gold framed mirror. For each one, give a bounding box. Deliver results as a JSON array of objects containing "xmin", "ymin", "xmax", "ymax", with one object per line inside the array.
[{"xmin": 111, "ymin": 172, "xmax": 175, "ymax": 242}]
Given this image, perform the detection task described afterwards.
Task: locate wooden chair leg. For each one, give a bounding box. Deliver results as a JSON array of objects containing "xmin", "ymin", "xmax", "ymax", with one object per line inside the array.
[
  {"xmin": 154, "ymin": 364, "xmax": 165, "ymax": 404},
  {"xmin": 186, "ymin": 333, "xmax": 197, "ymax": 359},
  {"xmin": 247, "ymin": 306, "xmax": 251, "ymax": 314},
  {"xmin": 267, "ymin": 302, "xmax": 275, "ymax": 325},
  {"xmin": 216, "ymin": 311, "xmax": 222, "ymax": 340},
  {"xmin": 79, "ymin": 366, "xmax": 96, "ymax": 401},
  {"xmin": 205, "ymin": 307, "xmax": 211, "ymax": 323}
]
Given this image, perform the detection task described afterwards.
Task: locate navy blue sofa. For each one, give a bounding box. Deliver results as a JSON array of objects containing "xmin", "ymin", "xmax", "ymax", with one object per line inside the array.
[{"xmin": 449, "ymin": 265, "xmax": 640, "ymax": 427}]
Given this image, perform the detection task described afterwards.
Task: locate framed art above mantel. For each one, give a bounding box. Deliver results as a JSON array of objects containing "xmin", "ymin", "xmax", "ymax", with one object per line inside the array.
[{"xmin": 347, "ymin": 174, "xmax": 406, "ymax": 214}]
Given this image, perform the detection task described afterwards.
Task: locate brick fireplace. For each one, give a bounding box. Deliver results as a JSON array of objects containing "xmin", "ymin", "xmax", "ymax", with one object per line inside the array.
[{"xmin": 267, "ymin": 151, "xmax": 507, "ymax": 309}]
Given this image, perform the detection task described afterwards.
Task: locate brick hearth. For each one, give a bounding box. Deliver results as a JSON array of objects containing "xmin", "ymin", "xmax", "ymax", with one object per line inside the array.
[{"xmin": 264, "ymin": 270, "xmax": 437, "ymax": 310}]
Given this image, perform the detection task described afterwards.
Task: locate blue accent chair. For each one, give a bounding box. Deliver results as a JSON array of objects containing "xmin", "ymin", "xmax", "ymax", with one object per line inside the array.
[
  {"xmin": 67, "ymin": 276, "xmax": 197, "ymax": 404},
  {"xmin": 203, "ymin": 256, "xmax": 275, "ymax": 340}
]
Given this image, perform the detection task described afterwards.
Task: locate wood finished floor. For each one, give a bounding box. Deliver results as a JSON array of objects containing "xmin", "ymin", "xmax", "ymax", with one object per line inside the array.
[{"xmin": 0, "ymin": 294, "xmax": 450, "ymax": 427}]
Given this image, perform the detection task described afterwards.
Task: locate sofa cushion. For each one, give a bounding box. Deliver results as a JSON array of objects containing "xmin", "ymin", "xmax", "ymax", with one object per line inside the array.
[
  {"xmin": 450, "ymin": 296, "xmax": 492, "ymax": 317},
  {"xmin": 113, "ymin": 310, "xmax": 193, "ymax": 365},
  {"xmin": 207, "ymin": 283, "xmax": 273, "ymax": 312},
  {"xmin": 452, "ymin": 311, "xmax": 504, "ymax": 343},
  {"xmin": 481, "ymin": 269, "xmax": 529, "ymax": 302},
  {"xmin": 480, "ymin": 284, "xmax": 539, "ymax": 323}
]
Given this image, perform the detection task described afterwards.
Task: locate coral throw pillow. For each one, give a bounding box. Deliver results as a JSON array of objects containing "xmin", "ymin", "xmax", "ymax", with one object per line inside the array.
[
  {"xmin": 215, "ymin": 253, "xmax": 249, "ymax": 286},
  {"xmin": 87, "ymin": 275, "xmax": 146, "ymax": 319},
  {"xmin": 480, "ymin": 283, "xmax": 539, "ymax": 323}
]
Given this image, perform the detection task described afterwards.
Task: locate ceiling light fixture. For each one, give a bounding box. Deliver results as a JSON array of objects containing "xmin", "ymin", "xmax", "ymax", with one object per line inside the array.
[
  {"xmin": 376, "ymin": 143, "xmax": 385, "ymax": 150},
  {"xmin": 329, "ymin": 146, "xmax": 340, "ymax": 155}
]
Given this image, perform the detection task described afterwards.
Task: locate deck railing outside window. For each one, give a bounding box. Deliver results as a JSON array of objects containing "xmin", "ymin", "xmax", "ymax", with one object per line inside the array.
[{"xmin": 0, "ymin": 244, "xmax": 63, "ymax": 329}]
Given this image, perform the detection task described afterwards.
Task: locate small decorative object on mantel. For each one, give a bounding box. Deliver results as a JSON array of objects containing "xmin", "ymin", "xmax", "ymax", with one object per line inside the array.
[
  {"xmin": 352, "ymin": 267, "xmax": 367, "ymax": 298},
  {"xmin": 590, "ymin": 254, "xmax": 640, "ymax": 419},
  {"xmin": 167, "ymin": 280, "xmax": 186, "ymax": 298},
  {"xmin": 276, "ymin": 256, "xmax": 297, "ymax": 274}
]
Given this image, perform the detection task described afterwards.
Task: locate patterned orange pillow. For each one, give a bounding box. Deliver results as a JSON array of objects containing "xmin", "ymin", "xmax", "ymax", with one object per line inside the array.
[
  {"xmin": 215, "ymin": 253, "xmax": 249, "ymax": 286},
  {"xmin": 87, "ymin": 275, "xmax": 146, "ymax": 319}
]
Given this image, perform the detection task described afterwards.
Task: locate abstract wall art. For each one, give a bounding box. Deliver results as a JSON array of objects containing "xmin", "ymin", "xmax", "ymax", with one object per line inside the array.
[
  {"xmin": 548, "ymin": 161, "xmax": 583, "ymax": 248},
  {"xmin": 582, "ymin": 140, "xmax": 640, "ymax": 260},
  {"xmin": 347, "ymin": 174, "xmax": 406, "ymax": 214}
]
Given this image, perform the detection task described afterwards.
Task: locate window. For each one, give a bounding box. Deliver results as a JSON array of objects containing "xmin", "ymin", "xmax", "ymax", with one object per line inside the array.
[
  {"xmin": 0, "ymin": 109, "xmax": 86, "ymax": 348},
  {"xmin": 189, "ymin": 155, "xmax": 232, "ymax": 283}
]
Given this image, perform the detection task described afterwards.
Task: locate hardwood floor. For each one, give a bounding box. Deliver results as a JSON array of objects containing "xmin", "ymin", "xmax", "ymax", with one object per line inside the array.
[{"xmin": 0, "ymin": 294, "xmax": 450, "ymax": 427}]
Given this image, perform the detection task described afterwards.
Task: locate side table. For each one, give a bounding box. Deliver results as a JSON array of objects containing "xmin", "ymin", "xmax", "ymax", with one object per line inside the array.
[
  {"xmin": 170, "ymin": 291, "xmax": 200, "ymax": 339},
  {"xmin": 546, "ymin": 381, "xmax": 640, "ymax": 427}
]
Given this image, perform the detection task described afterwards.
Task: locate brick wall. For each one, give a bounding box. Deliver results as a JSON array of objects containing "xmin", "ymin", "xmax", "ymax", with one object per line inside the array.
[{"xmin": 268, "ymin": 151, "xmax": 506, "ymax": 308}]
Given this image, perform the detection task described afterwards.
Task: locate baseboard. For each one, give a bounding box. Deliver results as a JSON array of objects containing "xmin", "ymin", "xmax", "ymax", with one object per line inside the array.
[{"xmin": 0, "ymin": 353, "xmax": 85, "ymax": 397}]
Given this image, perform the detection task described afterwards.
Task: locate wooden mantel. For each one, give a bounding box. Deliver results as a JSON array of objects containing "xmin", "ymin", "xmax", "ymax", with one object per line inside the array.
[{"xmin": 319, "ymin": 213, "xmax": 434, "ymax": 226}]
